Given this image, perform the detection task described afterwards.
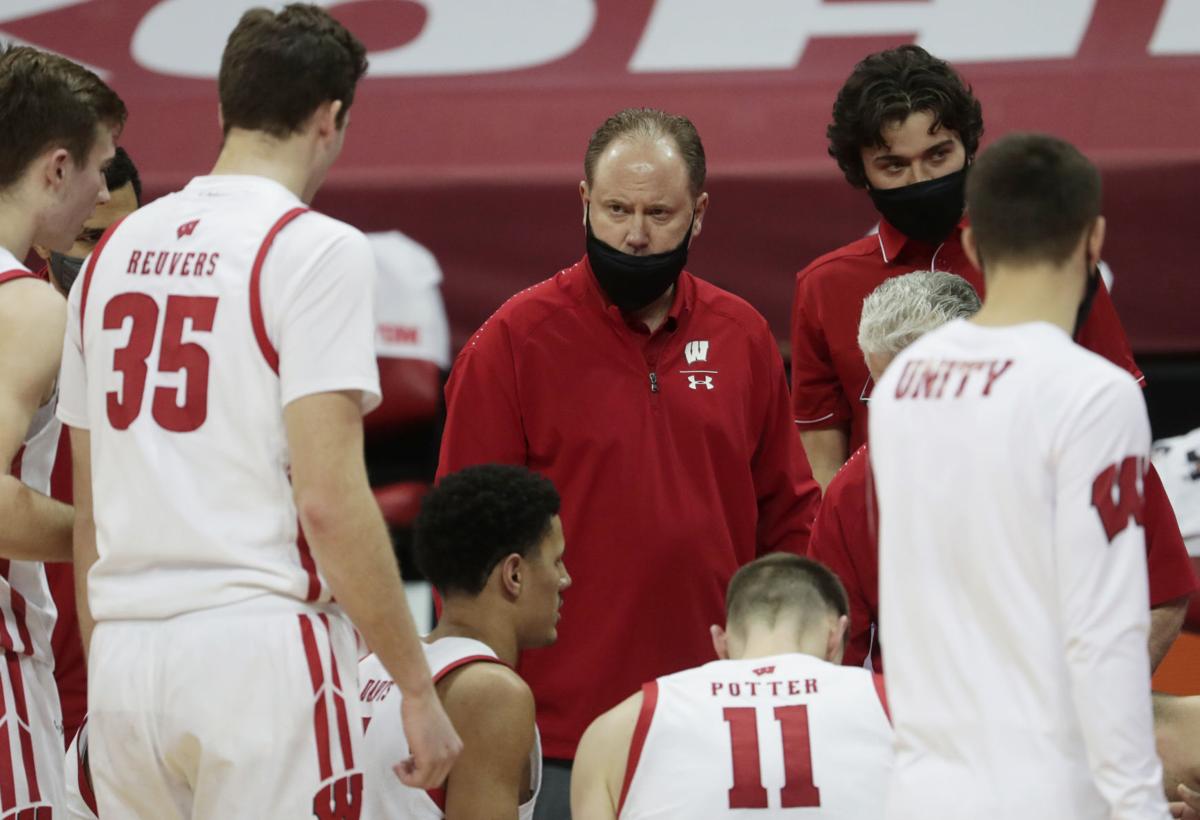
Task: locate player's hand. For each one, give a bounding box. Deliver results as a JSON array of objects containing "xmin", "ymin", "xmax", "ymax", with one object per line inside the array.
[
  {"xmin": 1173, "ymin": 783, "xmax": 1200, "ymax": 818},
  {"xmin": 394, "ymin": 688, "xmax": 462, "ymax": 789}
]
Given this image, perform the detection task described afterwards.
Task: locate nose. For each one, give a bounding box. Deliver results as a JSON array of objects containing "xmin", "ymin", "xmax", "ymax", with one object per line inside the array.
[
  {"xmin": 624, "ymin": 216, "xmax": 650, "ymax": 253},
  {"xmin": 911, "ymin": 163, "xmax": 933, "ymax": 184},
  {"xmin": 560, "ymin": 567, "xmax": 572, "ymax": 590},
  {"xmin": 96, "ymin": 180, "xmax": 111, "ymax": 205}
]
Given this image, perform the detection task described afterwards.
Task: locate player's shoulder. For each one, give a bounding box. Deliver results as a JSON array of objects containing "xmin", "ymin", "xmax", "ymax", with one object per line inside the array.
[
  {"xmin": 796, "ymin": 235, "xmax": 882, "ymax": 284},
  {"xmin": 0, "ymin": 274, "xmax": 64, "ymax": 333},
  {"xmin": 439, "ymin": 661, "xmax": 535, "ymax": 742}
]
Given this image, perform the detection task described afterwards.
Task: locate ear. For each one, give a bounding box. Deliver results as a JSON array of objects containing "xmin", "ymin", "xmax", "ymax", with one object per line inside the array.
[
  {"xmin": 1087, "ymin": 216, "xmax": 1106, "ymax": 268},
  {"xmin": 45, "ymin": 148, "xmax": 73, "ymax": 191},
  {"xmin": 579, "ymin": 181, "xmax": 590, "ymax": 227},
  {"xmin": 961, "ymin": 225, "xmax": 981, "ymax": 272},
  {"xmin": 689, "ymin": 191, "xmax": 710, "ymax": 241},
  {"xmin": 316, "ymin": 100, "xmax": 343, "ymax": 141},
  {"xmin": 826, "ymin": 615, "xmax": 849, "ymax": 664},
  {"xmin": 498, "ymin": 553, "xmax": 523, "ymax": 599},
  {"xmin": 710, "ymin": 624, "xmax": 729, "ymax": 660}
]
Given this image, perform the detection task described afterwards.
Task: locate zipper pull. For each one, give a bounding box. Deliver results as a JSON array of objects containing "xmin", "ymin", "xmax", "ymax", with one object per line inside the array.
[{"xmin": 649, "ymin": 372, "xmax": 659, "ymax": 393}]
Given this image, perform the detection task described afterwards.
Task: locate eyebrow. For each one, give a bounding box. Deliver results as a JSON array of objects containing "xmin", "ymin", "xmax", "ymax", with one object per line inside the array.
[{"xmin": 872, "ymin": 139, "xmax": 957, "ymax": 164}]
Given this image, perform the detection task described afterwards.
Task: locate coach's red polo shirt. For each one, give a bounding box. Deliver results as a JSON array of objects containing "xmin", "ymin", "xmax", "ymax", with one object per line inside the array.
[
  {"xmin": 790, "ymin": 218, "xmax": 1142, "ymax": 450},
  {"xmin": 810, "ymin": 445, "xmax": 1198, "ymax": 671},
  {"xmin": 438, "ymin": 257, "xmax": 821, "ymax": 758}
]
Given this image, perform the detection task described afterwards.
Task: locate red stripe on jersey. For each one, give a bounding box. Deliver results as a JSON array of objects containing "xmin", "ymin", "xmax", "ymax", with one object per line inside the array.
[
  {"xmin": 319, "ymin": 614, "xmax": 356, "ymax": 771},
  {"xmin": 0, "ymin": 562, "xmax": 29, "ymax": 657},
  {"xmin": 6, "ymin": 657, "xmax": 39, "ymax": 802},
  {"xmin": 431, "ymin": 654, "xmax": 507, "ymax": 685},
  {"xmin": 873, "ymin": 673, "xmax": 890, "ymax": 723},
  {"xmin": 75, "ymin": 721, "xmax": 98, "ymax": 817},
  {"xmin": 9, "ymin": 446, "xmax": 24, "ymax": 481},
  {"xmin": 618, "ymin": 680, "xmax": 659, "ymax": 815},
  {"xmin": 426, "ymin": 785, "xmax": 448, "ymax": 811},
  {"xmin": 0, "ymin": 270, "xmax": 37, "ymax": 287},
  {"xmin": 299, "ymin": 614, "xmax": 334, "ymax": 782},
  {"xmin": 0, "ymin": 664, "xmax": 13, "ymax": 811},
  {"xmin": 249, "ymin": 207, "xmax": 309, "ymax": 374},
  {"xmin": 296, "ymin": 531, "xmax": 321, "ymax": 603},
  {"xmin": 78, "ymin": 216, "xmax": 128, "ymax": 354}
]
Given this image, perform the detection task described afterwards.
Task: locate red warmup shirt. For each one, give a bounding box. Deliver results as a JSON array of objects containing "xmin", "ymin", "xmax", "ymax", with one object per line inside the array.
[
  {"xmin": 810, "ymin": 445, "xmax": 1199, "ymax": 670},
  {"xmin": 790, "ymin": 218, "xmax": 1143, "ymax": 450},
  {"xmin": 438, "ymin": 257, "xmax": 821, "ymax": 758}
]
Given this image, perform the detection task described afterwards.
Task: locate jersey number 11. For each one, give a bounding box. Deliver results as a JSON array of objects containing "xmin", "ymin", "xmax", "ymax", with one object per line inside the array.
[{"xmin": 723, "ymin": 705, "xmax": 821, "ymax": 809}]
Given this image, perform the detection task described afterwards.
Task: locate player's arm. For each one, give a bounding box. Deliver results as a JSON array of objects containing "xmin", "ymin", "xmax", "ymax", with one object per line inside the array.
[
  {"xmin": 440, "ymin": 664, "xmax": 536, "ymax": 820},
  {"xmin": 284, "ymin": 391, "xmax": 460, "ymax": 787},
  {"xmin": 1055, "ymin": 377, "xmax": 1168, "ymax": 817},
  {"xmin": 1155, "ymin": 694, "xmax": 1200, "ymax": 805},
  {"xmin": 0, "ymin": 279, "xmax": 73, "ymax": 561},
  {"xmin": 751, "ymin": 331, "xmax": 821, "ymax": 555},
  {"xmin": 1150, "ymin": 597, "xmax": 1188, "ymax": 672},
  {"xmin": 572, "ymin": 691, "xmax": 642, "ymax": 820},
  {"xmin": 68, "ymin": 427, "xmax": 97, "ymax": 657}
]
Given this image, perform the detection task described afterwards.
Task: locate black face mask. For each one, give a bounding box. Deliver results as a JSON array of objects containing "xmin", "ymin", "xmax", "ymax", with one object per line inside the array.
[
  {"xmin": 1074, "ymin": 259, "xmax": 1102, "ymax": 340},
  {"xmin": 49, "ymin": 252, "xmax": 86, "ymax": 294},
  {"xmin": 585, "ymin": 206, "xmax": 693, "ymax": 312},
  {"xmin": 868, "ymin": 167, "xmax": 967, "ymax": 246}
]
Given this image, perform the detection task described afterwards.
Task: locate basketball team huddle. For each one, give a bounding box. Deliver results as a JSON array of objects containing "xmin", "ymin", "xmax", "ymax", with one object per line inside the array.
[{"xmin": 1, "ymin": 3, "xmax": 1197, "ymax": 820}]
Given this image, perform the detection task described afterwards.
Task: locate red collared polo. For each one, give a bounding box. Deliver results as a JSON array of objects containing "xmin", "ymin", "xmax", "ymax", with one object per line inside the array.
[
  {"xmin": 790, "ymin": 218, "xmax": 1143, "ymax": 451},
  {"xmin": 809, "ymin": 445, "xmax": 1197, "ymax": 671},
  {"xmin": 438, "ymin": 257, "xmax": 821, "ymax": 758}
]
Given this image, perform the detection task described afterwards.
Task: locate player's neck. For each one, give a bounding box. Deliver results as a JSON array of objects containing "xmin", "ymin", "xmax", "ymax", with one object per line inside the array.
[
  {"xmin": 427, "ymin": 603, "xmax": 520, "ymax": 667},
  {"xmin": 735, "ymin": 625, "xmax": 829, "ymax": 662},
  {"xmin": 970, "ymin": 261, "xmax": 1085, "ymax": 336},
  {"xmin": 210, "ymin": 129, "xmax": 318, "ymax": 204},
  {"xmin": 0, "ymin": 198, "xmax": 36, "ymax": 262}
]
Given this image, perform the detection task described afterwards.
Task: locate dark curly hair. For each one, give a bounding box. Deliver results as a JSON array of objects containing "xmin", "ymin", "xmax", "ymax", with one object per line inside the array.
[
  {"xmin": 827, "ymin": 45, "xmax": 984, "ymax": 188},
  {"xmin": 415, "ymin": 465, "xmax": 561, "ymax": 597},
  {"xmin": 218, "ymin": 4, "xmax": 368, "ymax": 137}
]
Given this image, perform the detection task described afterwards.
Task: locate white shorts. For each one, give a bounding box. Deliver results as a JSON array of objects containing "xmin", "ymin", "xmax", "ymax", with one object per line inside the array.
[
  {"xmin": 88, "ymin": 606, "xmax": 363, "ymax": 820},
  {"xmin": 64, "ymin": 722, "xmax": 97, "ymax": 819},
  {"xmin": 0, "ymin": 653, "xmax": 63, "ymax": 817}
]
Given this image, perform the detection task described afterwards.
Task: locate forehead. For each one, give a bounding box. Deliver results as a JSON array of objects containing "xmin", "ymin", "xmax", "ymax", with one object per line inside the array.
[
  {"xmin": 867, "ymin": 110, "xmax": 960, "ymax": 157},
  {"xmin": 591, "ymin": 136, "xmax": 691, "ymax": 199}
]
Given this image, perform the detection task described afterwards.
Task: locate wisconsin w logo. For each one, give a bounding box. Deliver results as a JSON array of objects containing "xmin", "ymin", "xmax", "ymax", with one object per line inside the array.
[
  {"xmin": 1091, "ymin": 456, "xmax": 1146, "ymax": 542},
  {"xmin": 176, "ymin": 219, "xmax": 200, "ymax": 239},
  {"xmin": 685, "ymin": 340, "xmax": 709, "ymax": 365}
]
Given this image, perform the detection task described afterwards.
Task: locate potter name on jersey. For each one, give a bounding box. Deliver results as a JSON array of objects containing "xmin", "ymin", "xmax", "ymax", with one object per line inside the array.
[
  {"xmin": 892, "ymin": 358, "xmax": 1014, "ymax": 400},
  {"xmin": 710, "ymin": 677, "xmax": 820, "ymax": 698}
]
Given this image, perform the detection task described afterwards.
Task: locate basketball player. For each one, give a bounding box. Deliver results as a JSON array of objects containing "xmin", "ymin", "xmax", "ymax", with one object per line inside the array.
[
  {"xmin": 360, "ymin": 464, "xmax": 570, "ymax": 819},
  {"xmin": 55, "ymin": 6, "xmax": 459, "ymax": 817},
  {"xmin": 871, "ymin": 133, "xmax": 1168, "ymax": 818},
  {"xmin": 0, "ymin": 44, "xmax": 124, "ymax": 815},
  {"xmin": 572, "ymin": 553, "xmax": 893, "ymax": 819}
]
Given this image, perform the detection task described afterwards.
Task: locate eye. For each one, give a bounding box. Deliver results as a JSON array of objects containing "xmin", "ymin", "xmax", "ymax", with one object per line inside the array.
[{"xmin": 608, "ymin": 203, "xmax": 626, "ymax": 215}]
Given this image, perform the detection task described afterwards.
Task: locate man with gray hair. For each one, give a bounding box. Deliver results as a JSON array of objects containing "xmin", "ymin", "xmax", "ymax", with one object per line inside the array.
[
  {"xmin": 812, "ymin": 269, "xmax": 1191, "ymax": 673},
  {"xmin": 809, "ymin": 270, "xmax": 979, "ymax": 670}
]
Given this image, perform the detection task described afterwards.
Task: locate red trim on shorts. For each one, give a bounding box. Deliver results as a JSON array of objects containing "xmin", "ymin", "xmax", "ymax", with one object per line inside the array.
[
  {"xmin": 75, "ymin": 720, "xmax": 97, "ymax": 816},
  {"xmin": 248, "ymin": 207, "xmax": 308, "ymax": 374},
  {"xmin": 0, "ymin": 662, "xmax": 13, "ymax": 811},
  {"xmin": 6, "ymin": 657, "xmax": 39, "ymax": 803},
  {"xmin": 299, "ymin": 614, "xmax": 334, "ymax": 782},
  {"xmin": 617, "ymin": 680, "xmax": 659, "ymax": 815},
  {"xmin": 319, "ymin": 614, "xmax": 356, "ymax": 771},
  {"xmin": 873, "ymin": 673, "xmax": 890, "ymax": 722},
  {"xmin": 0, "ymin": 563, "xmax": 31, "ymax": 657},
  {"xmin": 431, "ymin": 655, "xmax": 507, "ymax": 685},
  {"xmin": 296, "ymin": 531, "xmax": 321, "ymax": 603},
  {"xmin": 0, "ymin": 270, "xmax": 37, "ymax": 287},
  {"xmin": 78, "ymin": 216, "xmax": 127, "ymax": 354}
]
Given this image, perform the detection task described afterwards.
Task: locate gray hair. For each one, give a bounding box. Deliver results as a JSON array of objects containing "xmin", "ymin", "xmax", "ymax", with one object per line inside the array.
[{"xmin": 857, "ymin": 270, "xmax": 981, "ymax": 357}]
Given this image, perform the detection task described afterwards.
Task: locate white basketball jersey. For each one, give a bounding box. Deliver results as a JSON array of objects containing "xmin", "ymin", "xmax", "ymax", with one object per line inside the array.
[
  {"xmin": 64, "ymin": 721, "xmax": 98, "ymax": 820},
  {"xmin": 619, "ymin": 653, "xmax": 893, "ymax": 819},
  {"xmin": 56, "ymin": 175, "xmax": 381, "ymax": 621},
  {"xmin": 359, "ymin": 637, "xmax": 542, "ymax": 820},
  {"xmin": 1152, "ymin": 427, "xmax": 1200, "ymax": 556},
  {"xmin": 871, "ymin": 319, "xmax": 1167, "ymax": 820},
  {"xmin": 0, "ymin": 252, "xmax": 60, "ymax": 661}
]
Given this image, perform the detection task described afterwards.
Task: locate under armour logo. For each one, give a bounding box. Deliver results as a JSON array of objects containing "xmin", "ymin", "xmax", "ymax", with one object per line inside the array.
[
  {"xmin": 685, "ymin": 340, "xmax": 709, "ymax": 365},
  {"xmin": 177, "ymin": 219, "xmax": 200, "ymax": 239},
  {"xmin": 688, "ymin": 375, "xmax": 714, "ymax": 390},
  {"xmin": 752, "ymin": 665, "xmax": 775, "ymax": 677}
]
